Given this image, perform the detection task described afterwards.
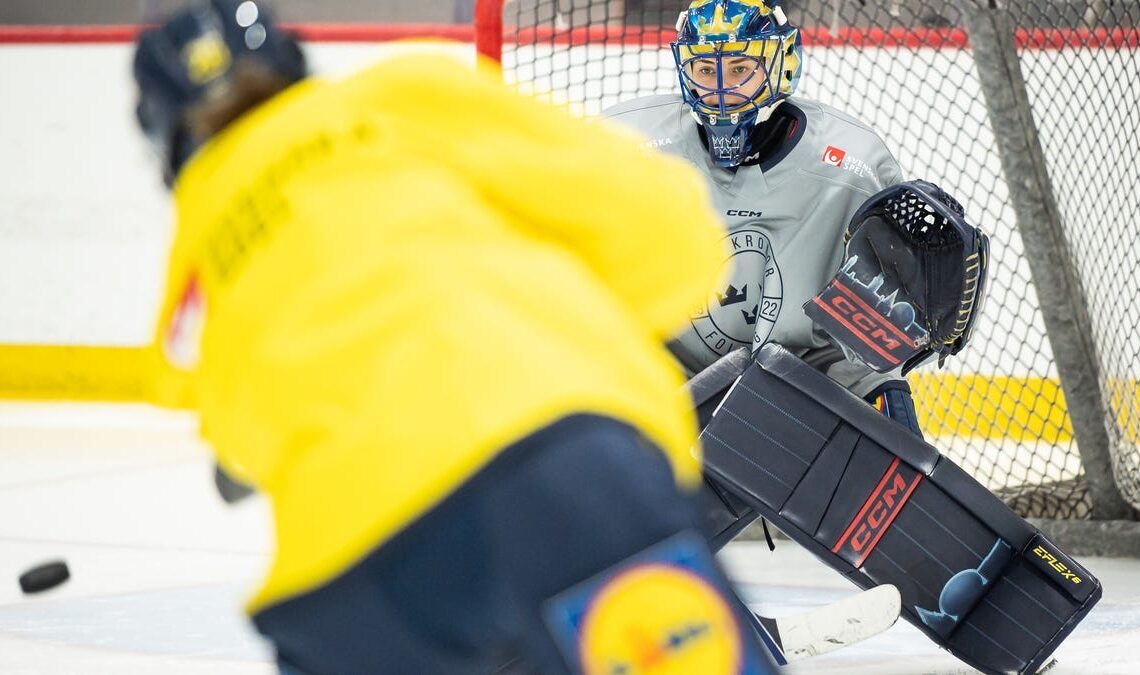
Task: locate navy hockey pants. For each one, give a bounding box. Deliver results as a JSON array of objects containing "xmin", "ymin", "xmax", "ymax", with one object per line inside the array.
[{"xmin": 252, "ymin": 414, "xmax": 775, "ymax": 675}]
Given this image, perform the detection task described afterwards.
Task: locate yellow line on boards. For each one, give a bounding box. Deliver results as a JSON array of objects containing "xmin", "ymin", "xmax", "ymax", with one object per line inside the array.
[
  {"xmin": 1, "ymin": 345, "xmax": 153, "ymax": 401},
  {"xmin": 908, "ymin": 372, "xmax": 1073, "ymax": 443},
  {"xmin": 0, "ymin": 344, "xmax": 190, "ymax": 407},
  {"xmin": 7, "ymin": 344, "xmax": 1133, "ymax": 444}
]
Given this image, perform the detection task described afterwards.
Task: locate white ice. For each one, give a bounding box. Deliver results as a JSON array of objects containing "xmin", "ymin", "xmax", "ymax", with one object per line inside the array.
[{"xmin": 1, "ymin": 402, "xmax": 1138, "ymax": 674}]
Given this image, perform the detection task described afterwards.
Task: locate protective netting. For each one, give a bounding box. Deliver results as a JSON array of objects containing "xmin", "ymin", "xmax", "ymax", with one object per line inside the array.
[{"xmin": 487, "ymin": 1, "xmax": 1140, "ymax": 519}]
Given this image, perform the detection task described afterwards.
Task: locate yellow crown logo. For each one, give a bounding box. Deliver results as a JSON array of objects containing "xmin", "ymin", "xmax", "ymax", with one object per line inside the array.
[
  {"xmin": 689, "ymin": 0, "xmax": 772, "ymax": 9},
  {"xmin": 691, "ymin": 0, "xmax": 773, "ymax": 36},
  {"xmin": 183, "ymin": 33, "xmax": 232, "ymax": 85},
  {"xmin": 697, "ymin": 5, "xmax": 745, "ymax": 35}
]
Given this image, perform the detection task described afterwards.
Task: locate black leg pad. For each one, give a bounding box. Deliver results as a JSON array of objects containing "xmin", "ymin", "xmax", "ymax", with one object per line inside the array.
[{"xmin": 699, "ymin": 344, "xmax": 1102, "ymax": 675}]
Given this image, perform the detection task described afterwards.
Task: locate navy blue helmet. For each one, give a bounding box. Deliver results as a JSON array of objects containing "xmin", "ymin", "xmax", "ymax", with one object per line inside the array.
[{"xmin": 133, "ymin": 0, "xmax": 306, "ymax": 186}]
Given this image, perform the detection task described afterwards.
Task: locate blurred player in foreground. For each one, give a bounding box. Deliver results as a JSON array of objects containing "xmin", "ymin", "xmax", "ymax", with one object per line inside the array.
[{"xmin": 132, "ymin": 1, "xmax": 777, "ymax": 673}]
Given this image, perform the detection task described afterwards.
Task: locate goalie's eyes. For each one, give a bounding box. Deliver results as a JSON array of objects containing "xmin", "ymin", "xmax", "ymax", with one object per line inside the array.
[{"xmin": 693, "ymin": 64, "xmax": 754, "ymax": 83}]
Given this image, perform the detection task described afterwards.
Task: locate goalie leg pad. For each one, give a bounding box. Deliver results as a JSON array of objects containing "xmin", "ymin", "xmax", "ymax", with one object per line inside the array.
[
  {"xmin": 695, "ymin": 474, "xmax": 761, "ymax": 551},
  {"xmin": 699, "ymin": 344, "xmax": 1101, "ymax": 675},
  {"xmin": 686, "ymin": 347, "xmax": 764, "ymax": 551}
]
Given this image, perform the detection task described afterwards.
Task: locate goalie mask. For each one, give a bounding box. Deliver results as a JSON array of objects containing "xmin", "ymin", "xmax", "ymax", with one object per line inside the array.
[
  {"xmin": 672, "ymin": 0, "xmax": 802, "ymax": 168},
  {"xmin": 804, "ymin": 180, "xmax": 990, "ymax": 375}
]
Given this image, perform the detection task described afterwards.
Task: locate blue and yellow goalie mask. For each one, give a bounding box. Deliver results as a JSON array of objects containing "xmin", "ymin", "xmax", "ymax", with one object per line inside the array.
[{"xmin": 672, "ymin": 0, "xmax": 802, "ymax": 167}]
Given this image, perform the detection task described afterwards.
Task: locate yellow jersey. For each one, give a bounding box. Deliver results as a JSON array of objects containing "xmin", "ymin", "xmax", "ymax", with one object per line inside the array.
[{"xmin": 153, "ymin": 49, "xmax": 726, "ymax": 612}]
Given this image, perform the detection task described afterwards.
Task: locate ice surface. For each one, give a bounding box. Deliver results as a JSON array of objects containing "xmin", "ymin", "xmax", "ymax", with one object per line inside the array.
[{"xmin": 2, "ymin": 403, "xmax": 1137, "ymax": 674}]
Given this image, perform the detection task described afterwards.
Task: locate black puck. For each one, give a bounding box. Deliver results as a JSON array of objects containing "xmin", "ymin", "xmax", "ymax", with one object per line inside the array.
[
  {"xmin": 19, "ymin": 560, "xmax": 70, "ymax": 594},
  {"xmin": 214, "ymin": 463, "xmax": 256, "ymax": 504}
]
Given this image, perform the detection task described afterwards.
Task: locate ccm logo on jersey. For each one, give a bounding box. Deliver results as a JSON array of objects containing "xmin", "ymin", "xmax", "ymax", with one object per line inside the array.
[
  {"xmin": 1032, "ymin": 545, "xmax": 1083, "ymax": 584},
  {"xmin": 822, "ymin": 145, "xmax": 847, "ymax": 167},
  {"xmin": 726, "ymin": 209, "xmax": 764, "ymax": 218},
  {"xmin": 833, "ymin": 458, "xmax": 923, "ymax": 568}
]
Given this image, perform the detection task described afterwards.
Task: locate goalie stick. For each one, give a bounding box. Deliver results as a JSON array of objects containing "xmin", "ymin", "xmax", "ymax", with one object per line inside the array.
[{"xmin": 749, "ymin": 583, "xmax": 901, "ymax": 665}]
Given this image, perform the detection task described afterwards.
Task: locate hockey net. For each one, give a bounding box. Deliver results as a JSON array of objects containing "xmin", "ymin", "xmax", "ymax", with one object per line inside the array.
[{"xmin": 476, "ymin": 0, "xmax": 1140, "ymax": 521}]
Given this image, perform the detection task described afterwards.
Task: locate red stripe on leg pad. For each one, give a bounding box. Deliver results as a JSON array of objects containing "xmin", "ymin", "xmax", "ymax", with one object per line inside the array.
[{"xmin": 832, "ymin": 458, "xmax": 923, "ymax": 568}]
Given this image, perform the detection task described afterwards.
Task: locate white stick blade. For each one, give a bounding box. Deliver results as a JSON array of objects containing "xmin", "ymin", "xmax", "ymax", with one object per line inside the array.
[{"xmin": 778, "ymin": 584, "xmax": 902, "ymax": 662}]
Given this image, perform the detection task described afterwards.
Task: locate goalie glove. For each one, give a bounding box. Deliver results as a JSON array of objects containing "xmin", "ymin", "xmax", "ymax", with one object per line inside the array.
[{"xmin": 804, "ymin": 180, "xmax": 989, "ymax": 375}]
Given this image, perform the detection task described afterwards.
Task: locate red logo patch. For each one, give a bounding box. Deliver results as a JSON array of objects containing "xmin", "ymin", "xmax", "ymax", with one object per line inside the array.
[
  {"xmin": 832, "ymin": 458, "xmax": 923, "ymax": 568},
  {"xmin": 163, "ymin": 273, "xmax": 205, "ymax": 370},
  {"xmin": 822, "ymin": 145, "xmax": 847, "ymax": 167}
]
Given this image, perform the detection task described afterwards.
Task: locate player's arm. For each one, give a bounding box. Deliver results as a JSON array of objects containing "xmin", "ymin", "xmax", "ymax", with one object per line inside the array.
[
  {"xmin": 369, "ymin": 54, "xmax": 726, "ymax": 338},
  {"xmin": 474, "ymin": 107, "xmax": 727, "ymax": 338},
  {"xmin": 796, "ymin": 145, "xmax": 916, "ymax": 429}
]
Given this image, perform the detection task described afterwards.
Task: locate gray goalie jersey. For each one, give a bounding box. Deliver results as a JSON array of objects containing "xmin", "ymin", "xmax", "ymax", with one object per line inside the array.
[{"xmin": 603, "ymin": 95, "xmax": 905, "ymax": 396}]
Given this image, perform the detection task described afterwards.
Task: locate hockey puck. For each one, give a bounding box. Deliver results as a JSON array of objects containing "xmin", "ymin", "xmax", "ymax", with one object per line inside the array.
[
  {"xmin": 19, "ymin": 560, "xmax": 70, "ymax": 594},
  {"xmin": 214, "ymin": 463, "xmax": 256, "ymax": 504}
]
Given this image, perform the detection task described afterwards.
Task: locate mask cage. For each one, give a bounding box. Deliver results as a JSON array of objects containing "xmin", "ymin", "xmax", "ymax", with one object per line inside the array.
[{"xmin": 672, "ymin": 36, "xmax": 792, "ymax": 122}]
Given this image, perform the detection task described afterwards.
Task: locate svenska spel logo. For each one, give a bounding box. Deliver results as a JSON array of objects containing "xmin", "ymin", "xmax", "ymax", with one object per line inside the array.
[
  {"xmin": 577, "ymin": 563, "xmax": 742, "ymax": 674},
  {"xmin": 822, "ymin": 145, "xmax": 847, "ymax": 167}
]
